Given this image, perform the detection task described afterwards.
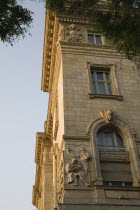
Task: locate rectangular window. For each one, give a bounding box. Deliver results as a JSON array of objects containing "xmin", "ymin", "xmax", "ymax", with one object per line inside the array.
[
  {"xmin": 90, "ymin": 67, "xmax": 112, "ymax": 95},
  {"xmin": 88, "ymin": 34, "xmax": 102, "ymax": 45}
]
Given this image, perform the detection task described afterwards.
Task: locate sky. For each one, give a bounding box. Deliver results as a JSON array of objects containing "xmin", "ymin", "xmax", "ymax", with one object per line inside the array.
[{"xmin": 0, "ymin": 1, "xmax": 48, "ymax": 209}]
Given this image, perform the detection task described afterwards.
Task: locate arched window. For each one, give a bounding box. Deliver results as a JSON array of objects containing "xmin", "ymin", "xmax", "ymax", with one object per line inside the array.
[{"xmin": 97, "ymin": 128, "xmax": 125, "ymax": 151}]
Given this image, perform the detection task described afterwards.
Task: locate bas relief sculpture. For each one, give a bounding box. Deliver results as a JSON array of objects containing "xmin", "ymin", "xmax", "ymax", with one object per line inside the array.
[
  {"xmin": 65, "ymin": 24, "xmax": 84, "ymax": 42},
  {"xmin": 65, "ymin": 147, "xmax": 91, "ymax": 187}
]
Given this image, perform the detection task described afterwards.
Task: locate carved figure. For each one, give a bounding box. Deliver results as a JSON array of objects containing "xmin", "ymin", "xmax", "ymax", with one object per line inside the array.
[
  {"xmin": 106, "ymin": 110, "xmax": 113, "ymax": 122},
  {"xmin": 65, "ymin": 24, "xmax": 83, "ymax": 42},
  {"xmin": 100, "ymin": 110, "xmax": 114, "ymax": 123},
  {"xmin": 80, "ymin": 147, "xmax": 90, "ymax": 177},
  {"xmin": 65, "ymin": 147, "xmax": 91, "ymax": 186}
]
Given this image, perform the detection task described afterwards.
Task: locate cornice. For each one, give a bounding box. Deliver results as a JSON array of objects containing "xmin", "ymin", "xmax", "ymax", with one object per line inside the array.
[
  {"xmin": 63, "ymin": 135, "xmax": 89, "ymax": 141},
  {"xmin": 45, "ymin": 113, "xmax": 53, "ymax": 141},
  {"xmin": 57, "ymin": 14, "xmax": 88, "ymax": 25},
  {"xmin": 42, "ymin": 10, "xmax": 60, "ymax": 93},
  {"xmin": 41, "ymin": 10, "xmax": 55, "ymax": 92},
  {"xmin": 35, "ymin": 132, "xmax": 47, "ymax": 165},
  {"xmin": 33, "ymin": 132, "xmax": 52, "ymax": 207},
  {"xmin": 32, "ymin": 185, "xmax": 39, "ymax": 207}
]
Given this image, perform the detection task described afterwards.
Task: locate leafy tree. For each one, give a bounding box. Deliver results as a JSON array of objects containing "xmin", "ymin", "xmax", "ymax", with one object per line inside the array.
[
  {"xmin": 0, "ymin": 0, "xmax": 33, "ymax": 44},
  {"xmin": 1, "ymin": 0, "xmax": 139, "ymax": 60},
  {"xmin": 47, "ymin": 0, "xmax": 140, "ymax": 60}
]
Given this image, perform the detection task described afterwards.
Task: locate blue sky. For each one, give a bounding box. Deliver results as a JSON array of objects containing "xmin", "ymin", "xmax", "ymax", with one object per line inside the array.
[{"xmin": 0, "ymin": 1, "xmax": 48, "ymax": 209}]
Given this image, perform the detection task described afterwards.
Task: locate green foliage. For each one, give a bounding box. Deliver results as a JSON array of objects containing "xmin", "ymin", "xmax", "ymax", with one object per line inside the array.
[
  {"xmin": 47, "ymin": 0, "xmax": 140, "ymax": 60},
  {"xmin": 0, "ymin": 0, "xmax": 33, "ymax": 44},
  {"xmin": 47, "ymin": 0, "xmax": 67, "ymax": 12}
]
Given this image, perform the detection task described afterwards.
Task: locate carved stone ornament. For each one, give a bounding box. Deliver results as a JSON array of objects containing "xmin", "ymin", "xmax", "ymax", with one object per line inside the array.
[
  {"xmin": 65, "ymin": 147, "xmax": 91, "ymax": 187},
  {"xmin": 42, "ymin": 138, "xmax": 52, "ymax": 150},
  {"xmin": 100, "ymin": 110, "xmax": 114, "ymax": 123},
  {"xmin": 57, "ymin": 160, "xmax": 64, "ymax": 203},
  {"xmin": 42, "ymin": 138, "xmax": 52, "ymax": 164},
  {"xmin": 43, "ymin": 149, "xmax": 48, "ymax": 164},
  {"xmin": 65, "ymin": 24, "xmax": 84, "ymax": 42}
]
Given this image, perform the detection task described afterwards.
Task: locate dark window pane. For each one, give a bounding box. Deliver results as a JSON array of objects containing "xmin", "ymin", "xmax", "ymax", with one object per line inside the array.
[
  {"xmin": 111, "ymin": 181, "xmax": 122, "ymax": 186},
  {"xmin": 103, "ymin": 181, "xmax": 132, "ymax": 187},
  {"xmin": 97, "ymin": 72, "xmax": 104, "ymax": 80},
  {"xmin": 95, "ymin": 35, "xmax": 102, "ymax": 45},
  {"xmin": 125, "ymin": 182, "xmax": 133, "ymax": 186},
  {"xmin": 104, "ymin": 133, "xmax": 114, "ymax": 145},
  {"xmin": 107, "ymin": 83, "xmax": 112, "ymax": 95},
  {"xmin": 88, "ymin": 34, "xmax": 95, "ymax": 44},
  {"xmin": 92, "ymin": 82, "xmax": 96, "ymax": 93},
  {"xmin": 97, "ymin": 133, "xmax": 103, "ymax": 145},
  {"xmin": 91, "ymin": 72, "xmax": 95, "ymax": 80},
  {"xmin": 117, "ymin": 134, "xmax": 123, "ymax": 146},
  {"xmin": 98, "ymin": 82, "xmax": 106, "ymax": 94},
  {"xmin": 106, "ymin": 73, "xmax": 109, "ymax": 81},
  {"xmin": 97, "ymin": 128, "xmax": 125, "ymax": 152}
]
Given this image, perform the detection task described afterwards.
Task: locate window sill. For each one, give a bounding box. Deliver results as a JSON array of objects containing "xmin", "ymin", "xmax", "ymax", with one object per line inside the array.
[{"xmin": 88, "ymin": 93, "xmax": 123, "ymax": 100}]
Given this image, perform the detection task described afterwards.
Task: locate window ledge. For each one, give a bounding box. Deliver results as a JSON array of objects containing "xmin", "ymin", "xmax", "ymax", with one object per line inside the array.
[{"xmin": 88, "ymin": 93, "xmax": 123, "ymax": 100}]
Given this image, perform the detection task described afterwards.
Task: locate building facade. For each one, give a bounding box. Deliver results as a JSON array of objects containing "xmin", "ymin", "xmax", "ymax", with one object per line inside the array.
[{"xmin": 32, "ymin": 3, "xmax": 140, "ymax": 210}]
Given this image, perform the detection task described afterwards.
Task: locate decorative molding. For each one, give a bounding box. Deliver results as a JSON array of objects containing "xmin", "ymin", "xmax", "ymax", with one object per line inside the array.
[
  {"xmin": 54, "ymin": 121, "xmax": 59, "ymax": 140},
  {"xmin": 35, "ymin": 132, "xmax": 46, "ymax": 164},
  {"xmin": 88, "ymin": 93, "xmax": 123, "ymax": 100},
  {"xmin": 43, "ymin": 141, "xmax": 52, "ymax": 165},
  {"xmin": 63, "ymin": 135, "xmax": 89, "ymax": 141},
  {"xmin": 58, "ymin": 15, "xmax": 88, "ymax": 25},
  {"xmin": 33, "ymin": 132, "xmax": 53, "ymax": 207},
  {"xmin": 32, "ymin": 185, "xmax": 39, "ymax": 207},
  {"xmin": 49, "ymin": 17, "xmax": 60, "ymax": 93},
  {"xmin": 41, "ymin": 10, "xmax": 60, "ymax": 93},
  {"xmin": 42, "ymin": 10, "xmax": 55, "ymax": 92},
  {"xmin": 115, "ymin": 116, "xmax": 139, "ymax": 143},
  {"xmin": 60, "ymin": 41, "xmax": 126, "ymax": 59},
  {"xmin": 85, "ymin": 118, "xmax": 101, "ymax": 136},
  {"xmin": 57, "ymin": 160, "xmax": 64, "ymax": 204},
  {"xmin": 52, "ymin": 143, "xmax": 59, "ymax": 157},
  {"xmin": 46, "ymin": 113, "xmax": 53, "ymax": 141}
]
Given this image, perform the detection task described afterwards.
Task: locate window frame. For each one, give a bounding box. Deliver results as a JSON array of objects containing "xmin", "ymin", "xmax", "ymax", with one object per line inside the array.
[
  {"xmin": 86, "ymin": 63, "xmax": 123, "ymax": 100},
  {"xmin": 89, "ymin": 117, "xmax": 139, "ymax": 187},
  {"xmin": 97, "ymin": 128, "xmax": 125, "ymax": 152},
  {"xmin": 87, "ymin": 33, "xmax": 103, "ymax": 45},
  {"xmin": 90, "ymin": 67, "xmax": 112, "ymax": 95}
]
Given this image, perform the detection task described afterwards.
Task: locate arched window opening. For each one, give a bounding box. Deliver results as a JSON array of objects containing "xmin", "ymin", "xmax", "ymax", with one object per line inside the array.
[
  {"xmin": 96, "ymin": 127, "xmax": 133, "ymax": 186},
  {"xmin": 97, "ymin": 128, "xmax": 125, "ymax": 152}
]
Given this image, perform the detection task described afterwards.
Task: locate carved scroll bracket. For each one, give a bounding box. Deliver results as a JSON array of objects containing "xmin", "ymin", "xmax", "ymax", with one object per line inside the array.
[{"xmin": 42, "ymin": 137, "xmax": 52, "ymax": 165}]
